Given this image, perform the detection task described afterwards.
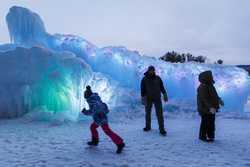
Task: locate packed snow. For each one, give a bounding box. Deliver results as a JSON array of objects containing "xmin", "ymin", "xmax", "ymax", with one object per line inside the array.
[{"xmin": 1, "ymin": 112, "xmax": 250, "ymax": 167}]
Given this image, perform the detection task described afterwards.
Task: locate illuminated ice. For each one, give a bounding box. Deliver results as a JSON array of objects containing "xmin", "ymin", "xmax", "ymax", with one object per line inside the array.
[
  {"xmin": 0, "ymin": 46, "xmax": 91, "ymax": 120},
  {"xmin": 0, "ymin": 6, "xmax": 249, "ymax": 120},
  {"xmin": 0, "ymin": 46, "xmax": 135, "ymax": 120}
]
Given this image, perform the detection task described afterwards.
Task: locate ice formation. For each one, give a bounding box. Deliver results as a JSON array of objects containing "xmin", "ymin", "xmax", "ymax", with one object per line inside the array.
[
  {"xmin": 0, "ymin": 6, "xmax": 249, "ymax": 120},
  {"xmin": 0, "ymin": 46, "xmax": 135, "ymax": 120},
  {"xmin": 0, "ymin": 47, "xmax": 91, "ymax": 120}
]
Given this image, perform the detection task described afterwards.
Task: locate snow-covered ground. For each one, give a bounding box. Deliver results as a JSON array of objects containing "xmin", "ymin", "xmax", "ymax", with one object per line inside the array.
[{"xmin": 1, "ymin": 112, "xmax": 250, "ymax": 167}]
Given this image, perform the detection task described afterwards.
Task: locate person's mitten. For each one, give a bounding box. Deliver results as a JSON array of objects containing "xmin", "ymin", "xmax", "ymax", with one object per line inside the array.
[
  {"xmin": 81, "ymin": 108, "xmax": 86, "ymax": 114},
  {"xmin": 209, "ymin": 108, "xmax": 216, "ymax": 114},
  {"xmin": 163, "ymin": 93, "xmax": 168, "ymax": 102},
  {"xmin": 219, "ymin": 98, "xmax": 224, "ymax": 106}
]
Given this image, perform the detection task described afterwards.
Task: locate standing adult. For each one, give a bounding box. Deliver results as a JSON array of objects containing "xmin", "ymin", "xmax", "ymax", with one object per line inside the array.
[
  {"xmin": 141, "ymin": 66, "xmax": 168, "ymax": 136},
  {"xmin": 197, "ymin": 71, "xmax": 224, "ymax": 142}
]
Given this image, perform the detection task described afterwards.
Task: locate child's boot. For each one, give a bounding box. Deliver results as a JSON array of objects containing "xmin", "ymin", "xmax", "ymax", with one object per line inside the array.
[
  {"xmin": 87, "ymin": 137, "xmax": 99, "ymax": 146},
  {"xmin": 116, "ymin": 142, "xmax": 125, "ymax": 154}
]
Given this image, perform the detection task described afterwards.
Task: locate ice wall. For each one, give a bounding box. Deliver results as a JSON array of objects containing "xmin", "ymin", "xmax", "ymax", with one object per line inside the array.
[
  {"xmin": 0, "ymin": 45, "xmax": 136, "ymax": 120},
  {"xmin": 3, "ymin": 6, "xmax": 250, "ymax": 116},
  {"xmin": 0, "ymin": 46, "xmax": 91, "ymax": 120}
]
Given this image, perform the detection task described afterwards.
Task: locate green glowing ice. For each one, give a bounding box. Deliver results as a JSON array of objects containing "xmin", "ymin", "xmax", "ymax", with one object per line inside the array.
[{"xmin": 29, "ymin": 64, "xmax": 76, "ymax": 114}]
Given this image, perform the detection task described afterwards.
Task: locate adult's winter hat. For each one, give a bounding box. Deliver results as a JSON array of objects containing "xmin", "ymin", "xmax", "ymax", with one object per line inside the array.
[{"xmin": 148, "ymin": 65, "xmax": 155, "ymax": 71}]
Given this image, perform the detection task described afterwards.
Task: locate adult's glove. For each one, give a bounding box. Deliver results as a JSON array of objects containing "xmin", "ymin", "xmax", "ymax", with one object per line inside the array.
[
  {"xmin": 219, "ymin": 98, "xmax": 224, "ymax": 106},
  {"xmin": 209, "ymin": 108, "xmax": 216, "ymax": 114},
  {"xmin": 163, "ymin": 93, "xmax": 168, "ymax": 102}
]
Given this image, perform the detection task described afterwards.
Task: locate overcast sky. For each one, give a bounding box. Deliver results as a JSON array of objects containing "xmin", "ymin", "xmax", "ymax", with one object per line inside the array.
[{"xmin": 0, "ymin": 0, "xmax": 249, "ymax": 64}]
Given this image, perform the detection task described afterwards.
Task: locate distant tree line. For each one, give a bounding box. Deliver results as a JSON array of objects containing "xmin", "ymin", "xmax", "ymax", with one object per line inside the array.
[
  {"xmin": 159, "ymin": 51, "xmax": 226, "ymax": 65},
  {"xmin": 160, "ymin": 51, "xmax": 206, "ymax": 63}
]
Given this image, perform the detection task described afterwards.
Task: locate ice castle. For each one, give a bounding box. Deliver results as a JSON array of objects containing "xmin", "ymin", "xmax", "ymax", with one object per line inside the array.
[{"xmin": 0, "ymin": 6, "xmax": 249, "ymax": 120}]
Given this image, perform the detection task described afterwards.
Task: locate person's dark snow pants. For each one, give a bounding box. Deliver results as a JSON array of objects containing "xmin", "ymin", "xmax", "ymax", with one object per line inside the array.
[
  {"xmin": 90, "ymin": 122, "xmax": 123, "ymax": 145},
  {"xmin": 145, "ymin": 99, "xmax": 165, "ymax": 131},
  {"xmin": 199, "ymin": 114, "xmax": 215, "ymax": 139}
]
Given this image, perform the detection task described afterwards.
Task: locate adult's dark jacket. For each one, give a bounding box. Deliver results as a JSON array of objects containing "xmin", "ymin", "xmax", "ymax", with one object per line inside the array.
[
  {"xmin": 141, "ymin": 71, "xmax": 167, "ymax": 101},
  {"xmin": 197, "ymin": 71, "xmax": 220, "ymax": 115}
]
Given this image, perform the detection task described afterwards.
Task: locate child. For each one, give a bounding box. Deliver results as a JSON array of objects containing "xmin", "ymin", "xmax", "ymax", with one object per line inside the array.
[
  {"xmin": 197, "ymin": 71, "xmax": 224, "ymax": 142},
  {"xmin": 82, "ymin": 86, "xmax": 125, "ymax": 154}
]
